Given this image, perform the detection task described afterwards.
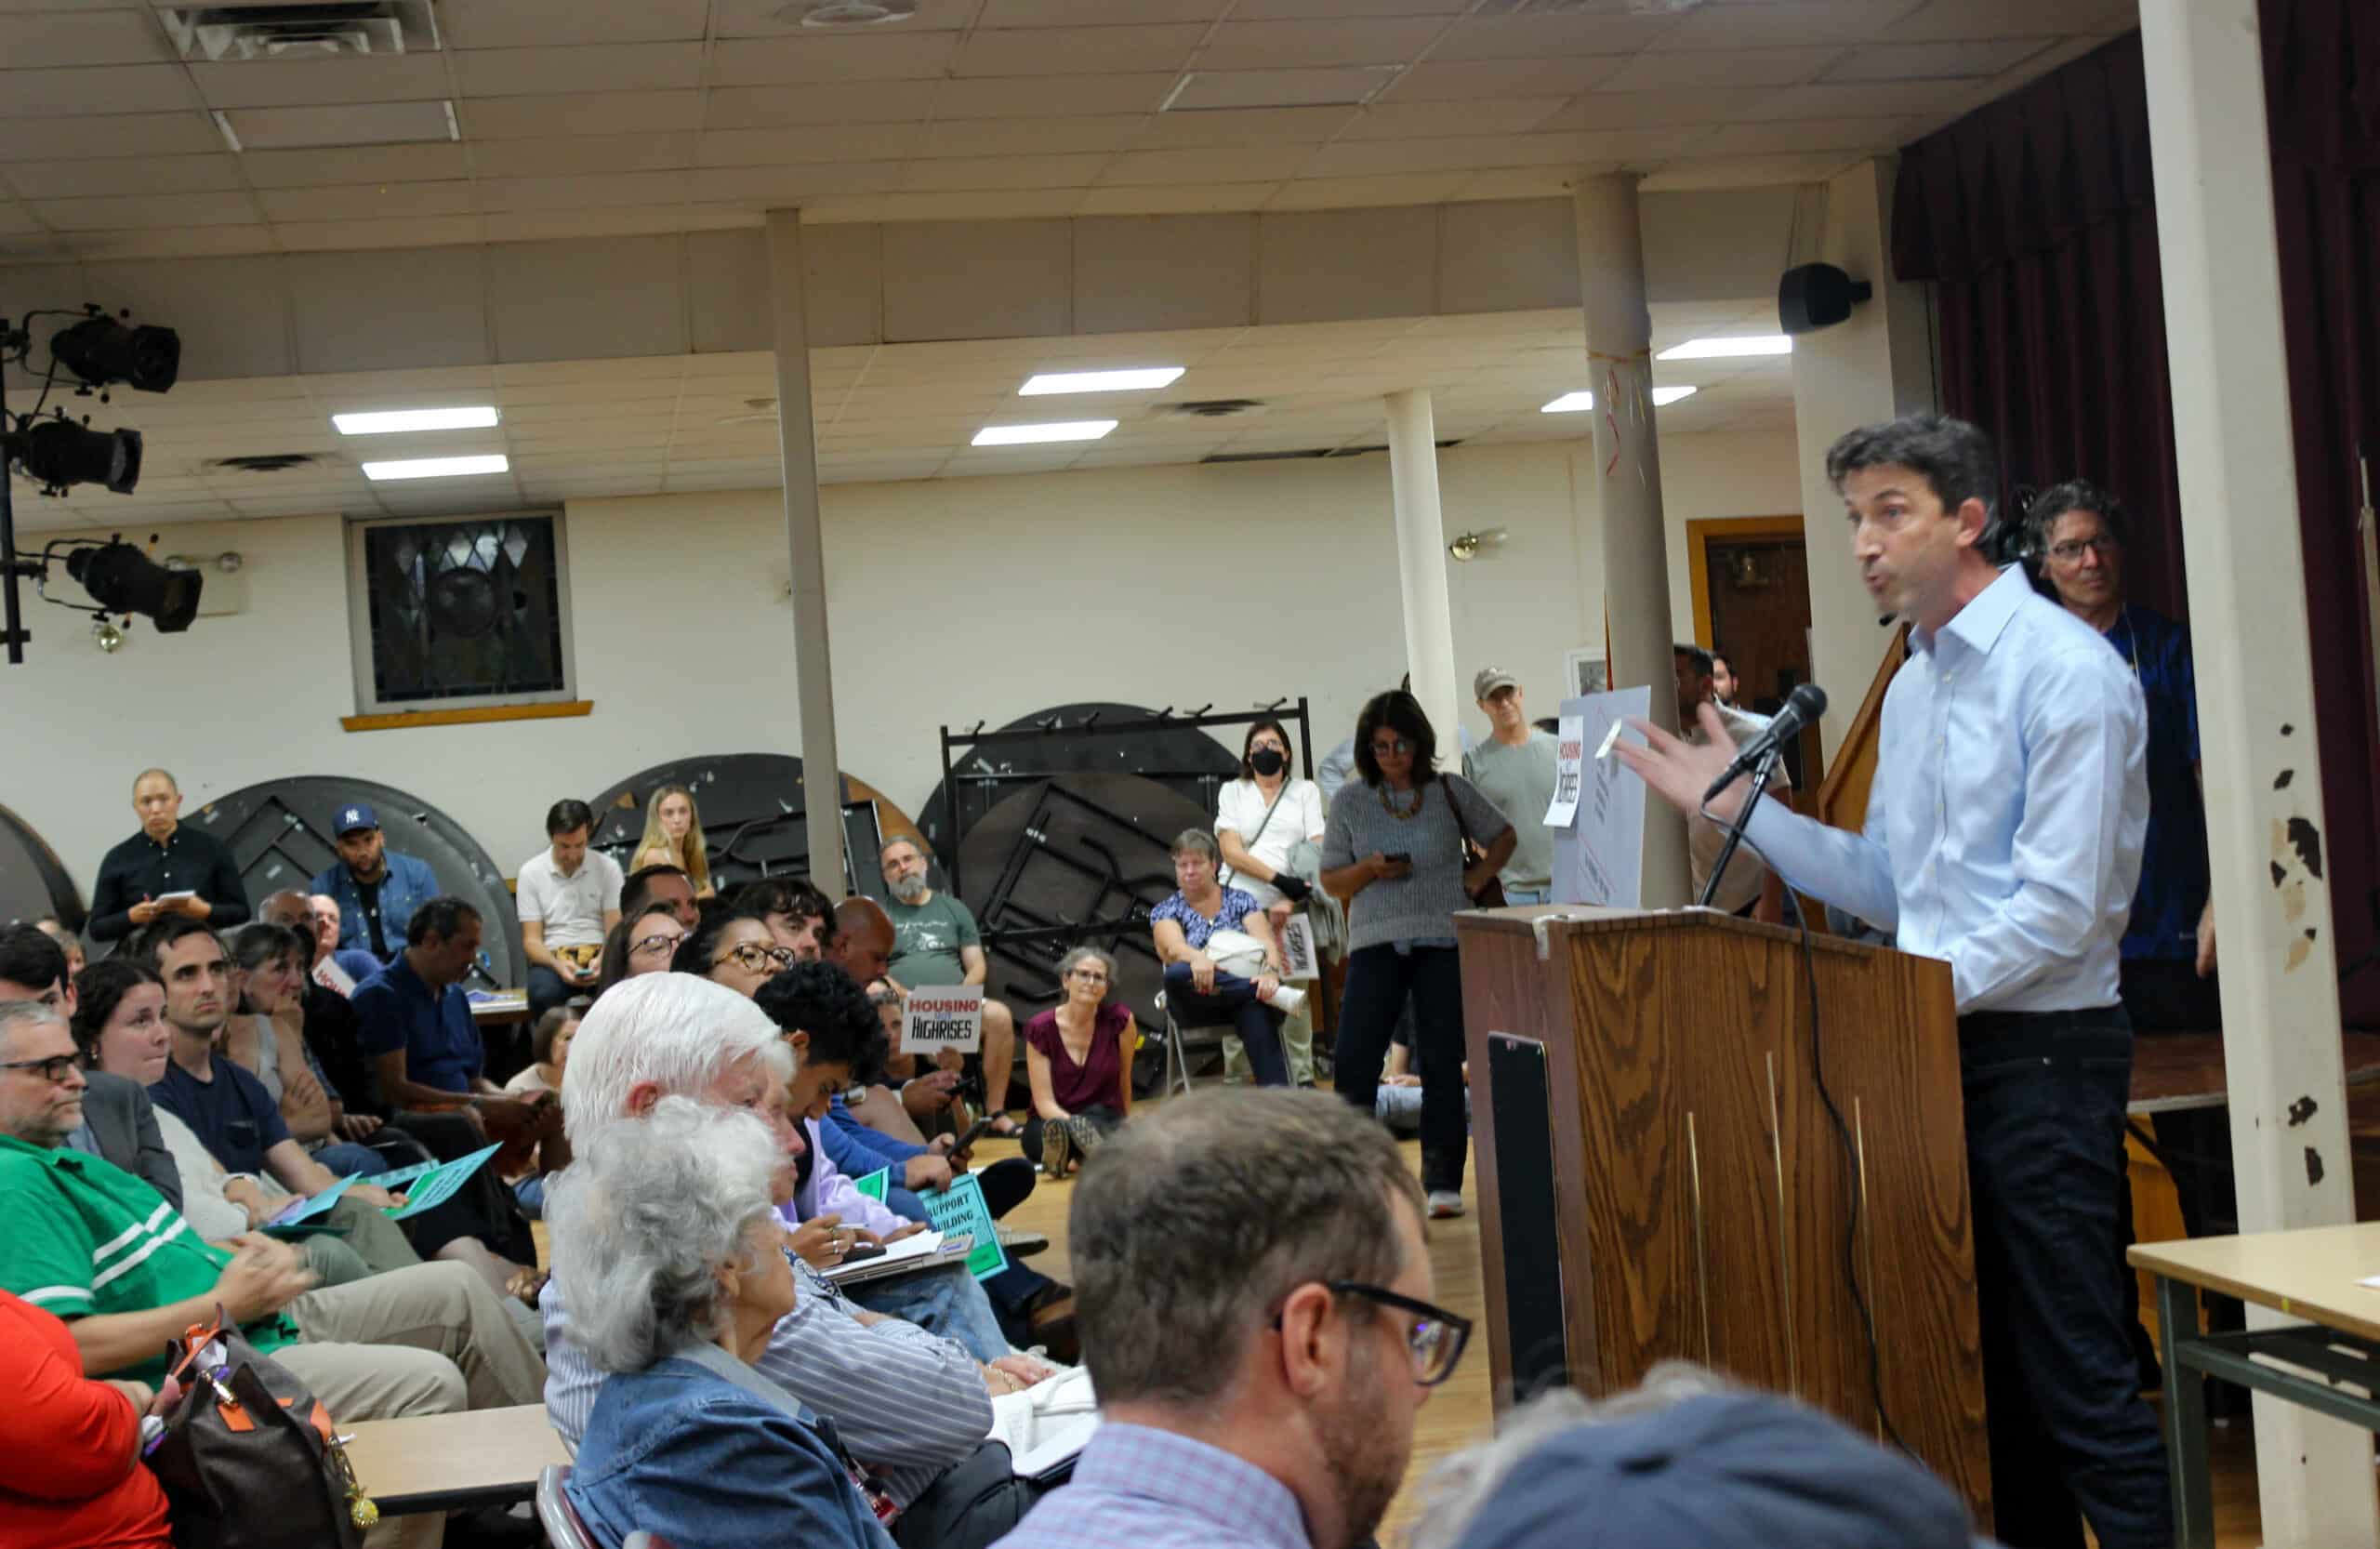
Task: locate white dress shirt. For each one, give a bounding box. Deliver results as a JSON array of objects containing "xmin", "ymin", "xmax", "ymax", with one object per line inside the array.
[{"xmin": 1740, "ymin": 565, "xmax": 2147, "ymax": 1013}]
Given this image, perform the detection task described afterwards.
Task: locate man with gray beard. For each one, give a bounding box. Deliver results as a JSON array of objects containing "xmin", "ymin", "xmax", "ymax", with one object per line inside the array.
[{"xmin": 877, "ymin": 838, "xmax": 1019, "ymax": 1133}]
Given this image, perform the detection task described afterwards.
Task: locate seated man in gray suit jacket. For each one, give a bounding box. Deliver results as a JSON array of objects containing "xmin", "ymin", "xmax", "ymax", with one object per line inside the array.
[{"xmin": 0, "ymin": 923, "xmax": 181, "ymax": 1208}]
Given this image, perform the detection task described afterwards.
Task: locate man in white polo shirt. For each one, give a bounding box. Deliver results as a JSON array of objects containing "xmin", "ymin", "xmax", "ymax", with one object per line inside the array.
[{"xmin": 517, "ymin": 800, "xmax": 623, "ymax": 1017}]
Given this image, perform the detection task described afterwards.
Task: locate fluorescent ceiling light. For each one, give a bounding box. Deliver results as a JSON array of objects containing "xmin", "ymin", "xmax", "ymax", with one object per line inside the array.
[
  {"xmin": 1540, "ymin": 391, "xmax": 1594, "ymax": 414},
  {"xmin": 334, "ymin": 406, "xmax": 501, "ymax": 436},
  {"xmin": 1020, "ymin": 367, "xmax": 1184, "ymax": 396},
  {"xmin": 972, "ymin": 420, "xmax": 1117, "ymax": 447},
  {"xmin": 1657, "ymin": 335, "xmax": 1792, "ymax": 361},
  {"xmin": 361, "ymin": 454, "xmax": 510, "ymax": 482},
  {"xmin": 1652, "ymin": 386, "xmax": 1699, "ymax": 405}
]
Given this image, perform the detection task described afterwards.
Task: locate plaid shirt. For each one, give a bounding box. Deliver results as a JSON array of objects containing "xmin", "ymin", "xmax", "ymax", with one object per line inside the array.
[{"xmin": 999, "ymin": 1423, "xmax": 1312, "ymax": 1549}]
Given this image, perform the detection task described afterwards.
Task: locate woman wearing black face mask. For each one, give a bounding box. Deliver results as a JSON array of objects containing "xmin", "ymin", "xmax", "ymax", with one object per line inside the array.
[{"xmin": 1214, "ymin": 718, "xmax": 1328, "ymax": 1083}]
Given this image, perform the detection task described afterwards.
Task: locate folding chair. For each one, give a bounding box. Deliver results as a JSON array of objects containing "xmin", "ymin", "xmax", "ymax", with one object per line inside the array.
[
  {"xmin": 1154, "ymin": 987, "xmax": 1237, "ymax": 1098},
  {"xmin": 535, "ymin": 1463, "xmax": 597, "ymax": 1549}
]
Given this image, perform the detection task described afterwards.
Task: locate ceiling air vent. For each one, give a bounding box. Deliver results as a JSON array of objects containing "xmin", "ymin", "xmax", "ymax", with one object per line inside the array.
[
  {"xmin": 1162, "ymin": 399, "xmax": 1266, "ymax": 419},
  {"xmin": 161, "ymin": 3, "xmax": 442, "ymax": 63},
  {"xmin": 1326, "ymin": 439, "xmax": 1464, "ymax": 457},
  {"xmin": 208, "ymin": 453, "xmax": 322, "ymax": 474}
]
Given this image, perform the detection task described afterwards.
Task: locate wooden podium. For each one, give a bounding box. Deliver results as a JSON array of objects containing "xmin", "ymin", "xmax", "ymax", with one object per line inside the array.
[{"xmin": 1456, "ymin": 905, "xmax": 1990, "ymax": 1520}]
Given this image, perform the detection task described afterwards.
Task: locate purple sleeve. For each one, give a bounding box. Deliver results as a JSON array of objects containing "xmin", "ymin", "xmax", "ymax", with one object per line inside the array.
[{"xmin": 800, "ymin": 1119, "xmax": 906, "ymax": 1238}]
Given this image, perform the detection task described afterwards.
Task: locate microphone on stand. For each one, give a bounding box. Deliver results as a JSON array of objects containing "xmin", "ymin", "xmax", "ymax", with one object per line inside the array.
[{"xmin": 1701, "ymin": 683, "xmax": 1828, "ymax": 806}]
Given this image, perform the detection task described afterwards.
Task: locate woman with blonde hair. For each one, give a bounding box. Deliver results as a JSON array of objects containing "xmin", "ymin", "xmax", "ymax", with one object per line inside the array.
[{"xmin": 630, "ymin": 784, "xmax": 714, "ymax": 898}]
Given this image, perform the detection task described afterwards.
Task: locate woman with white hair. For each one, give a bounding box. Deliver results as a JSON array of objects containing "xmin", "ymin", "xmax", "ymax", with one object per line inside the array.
[{"xmin": 552, "ymin": 1094, "xmax": 897, "ymax": 1549}]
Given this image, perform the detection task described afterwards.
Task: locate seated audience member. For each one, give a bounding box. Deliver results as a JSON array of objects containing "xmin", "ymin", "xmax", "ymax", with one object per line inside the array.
[
  {"xmin": 1462, "ymin": 668, "xmax": 1559, "ymax": 906},
  {"xmin": 0, "ymin": 1000, "xmax": 548, "ymax": 1549},
  {"xmin": 850, "ymin": 976, "xmax": 964, "ymax": 1145},
  {"xmin": 258, "ymin": 893, "xmax": 385, "ymax": 1118},
  {"xmin": 545, "ymin": 973, "xmax": 1015, "ymax": 1542},
  {"xmin": 33, "ymin": 918, "xmax": 85, "ymax": 978},
  {"xmin": 500, "ymin": 1005, "xmax": 577, "ymax": 1217},
  {"xmin": 518, "ymin": 799, "xmax": 623, "ymax": 1017},
  {"xmin": 879, "ymin": 838, "xmax": 1022, "ymax": 1134},
  {"xmin": 1149, "ymin": 829, "xmax": 1302, "ymax": 1090},
  {"xmin": 73, "ymin": 958, "xmax": 404, "ymax": 1286},
  {"xmin": 307, "ymin": 894, "xmax": 383, "ymax": 994},
  {"xmin": 1412, "ymin": 1365, "xmax": 1977, "ymax": 1549},
  {"xmin": 826, "ymin": 894, "xmax": 898, "ymax": 981},
  {"xmin": 629, "ymin": 784, "xmax": 716, "ymax": 898},
  {"xmin": 551, "ymin": 1099, "xmax": 896, "ymax": 1549},
  {"xmin": 594, "ymin": 899, "xmax": 688, "ymax": 996},
  {"xmin": 309, "ymin": 801, "xmax": 441, "ymax": 965},
  {"xmin": 352, "ymin": 897, "xmax": 553, "ymax": 1138},
  {"xmin": 1672, "ymin": 644, "xmax": 1789, "ymax": 920},
  {"xmin": 672, "ymin": 905, "xmax": 798, "ymax": 993},
  {"xmin": 221, "ymin": 922, "xmax": 381, "ymax": 1176},
  {"xmin": 1022, "ymin": 947, "xmax": 1137, "ymax": 1180},
  {"xmin": 1001, "ymin": 1088, "xmax": 1452, "ymax": 1549},
  {"xmin": 1710, "ymin": 649, "xmax": 1743, "ymax": 708},
  {"xmin": 1, "ymin": 926, "xmax": 178, "ymax": 1207},
  {"xmin": 731, "ymin": 874, "xmax": 837, "ymax": 960},
  {"xmin": 619, "ymin": 861, "xmax": 701, "ymax": 931},
  {"xmin": 87, "ymin": 768, "xmax": 250, "ymax": 945},
  {"xmin": 1, "ymin": 1287, "xmax": 174, "ymax": 1549},
  {"xmin": 1214, "ymin": 719, "xmax": 1326, "ymax": 1086}
]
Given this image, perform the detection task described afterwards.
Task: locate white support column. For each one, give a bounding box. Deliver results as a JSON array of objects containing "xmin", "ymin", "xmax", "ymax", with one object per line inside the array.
[
  {"xmin": 1382, "ymin": 388, "xmax": 1462, "ymax": 757},
  {"xmin": 1786, "ymin": 158, "xmax": 1937, "ymax": 767},
  {"xmin": 765, "ymin": 208, "xmax": 849, "ymax": 899},
  {"xmin": 2138, "ymin": 4, "xmax": 2370, "ymax": 1542},
  {"xmin": 1574, "ymin": 171, "xmax": 1689, "ymax": 907}
]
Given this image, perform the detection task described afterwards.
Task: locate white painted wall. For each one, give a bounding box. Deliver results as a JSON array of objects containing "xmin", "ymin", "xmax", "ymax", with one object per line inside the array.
[
  {"xmin": 1656, "ymin": 427, "xmax": 1810, "ymax": 641},
  {"xmin": 5, "ymin": 429, "xmax": 1800, "ymax": 903}
]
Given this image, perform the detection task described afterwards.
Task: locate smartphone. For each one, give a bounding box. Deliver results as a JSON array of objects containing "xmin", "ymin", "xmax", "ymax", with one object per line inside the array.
[
  {"xmin": 1384, "ymin": 852, "xmax": 1412, "ymax": 867},
  {"xmin": 840, "ymin": 1241, "xmax": 887, "ymax": 1264},
  {"xmin": 951, "ymin": 1114, "xmax": 997, "ymax": 1152}
]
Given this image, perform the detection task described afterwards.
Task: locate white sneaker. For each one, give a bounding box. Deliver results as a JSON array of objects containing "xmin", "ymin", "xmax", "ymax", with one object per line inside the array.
[
  {"xmin": 1263, "ymin": 983, "xmax": 1307, "ymax": 1017},
  {"xmin": 1426, "ymin": 1189, "xmax": 1466, "ymax": 1219}
]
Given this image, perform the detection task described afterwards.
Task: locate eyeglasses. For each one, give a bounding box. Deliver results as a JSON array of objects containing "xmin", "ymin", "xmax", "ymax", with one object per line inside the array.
[
  {"xmin": 1370, "ymin": 737, "xmax": 1414, "ymax": 759},
  {"xmin": 1273, "ymin": 1280, "xmax": 1473, "ymax": 1386},
  {"xmin": 0, "ymin": 1054, "xmax": 82, "ymax": 1084},
  {"xmin": 2048, "ymin": 535, "xmax": 2119, "ymax": 563},
  {"xmin": 628, "ymin": 932, "xmax": 681, "ymax": 960},
  {"xmin": 1066, "ymin": 968, "xmax": 1109, "ymax": 984},
  {"xmin": 715, "ymin": 941, "xmax": 798, "ymax": 974}
]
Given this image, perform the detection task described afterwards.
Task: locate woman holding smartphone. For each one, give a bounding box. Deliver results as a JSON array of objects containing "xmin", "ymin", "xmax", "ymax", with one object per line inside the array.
[{"xmin": 1320, "ymin": 688, "xmax": 1514, "ymax": 1221}]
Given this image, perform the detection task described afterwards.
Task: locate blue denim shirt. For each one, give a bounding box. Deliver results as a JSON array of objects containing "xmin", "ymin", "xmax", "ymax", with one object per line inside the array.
[
  {"xmin": 309, "ymin": 850, "xmax": 441, "ymax": 963},
  {"xmin": 566, "ymin": 1354, "xmax": 897, "ymax": 1549}
]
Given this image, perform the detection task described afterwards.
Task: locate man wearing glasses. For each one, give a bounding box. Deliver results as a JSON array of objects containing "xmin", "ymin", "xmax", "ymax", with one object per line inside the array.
[{"xmin": 1002, "ymin": 1087, "xmax": 1463, "ymax": 1549}]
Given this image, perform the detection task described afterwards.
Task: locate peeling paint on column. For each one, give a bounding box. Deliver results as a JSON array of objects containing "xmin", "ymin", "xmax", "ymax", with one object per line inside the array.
[
  {"xmin": 2306, "ymin": 1147, "xmax": 2325, "ymax": 1186},
  {"xmin": 2274, "ymin": 769, "xmax": 2294, "ymax": 789},
  {"xmin": 2288, "ymin": 1095, "xmax": 2319, "ymax": 1126},
  {"xmin": 2286, "ymin": 817, "xmax": 2324, "ymax": 878}
]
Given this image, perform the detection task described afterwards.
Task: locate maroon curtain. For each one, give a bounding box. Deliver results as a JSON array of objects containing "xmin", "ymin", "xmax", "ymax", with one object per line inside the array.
[{"xmin": 1895, "ymin": 16, "xmax": 2380, "ymax": 1023}]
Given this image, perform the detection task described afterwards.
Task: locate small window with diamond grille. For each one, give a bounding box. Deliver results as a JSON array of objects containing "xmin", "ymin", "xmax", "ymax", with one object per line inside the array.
[{"xmin": 345, "ymin": 511, "xmax": 578, "ymax": 714}]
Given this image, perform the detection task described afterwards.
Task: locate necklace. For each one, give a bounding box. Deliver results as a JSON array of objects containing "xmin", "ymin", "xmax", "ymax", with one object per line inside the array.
[{"xmin": 1380, "ymin": 783, "xmax": 1423, "ymax": 821}]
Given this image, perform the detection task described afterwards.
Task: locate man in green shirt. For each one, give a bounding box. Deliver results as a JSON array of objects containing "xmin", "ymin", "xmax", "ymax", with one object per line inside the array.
[
  {"xmin": 879, "ymin": 837, "xmax": 1021, "ymax": 1134},
  {"xmin": 1461, "ymin": 667, "xmax": 1558, "ymax": 903},
  {"xmin": 0, "ymin": 1000, "xmax": 543, "ymax": 1547}
]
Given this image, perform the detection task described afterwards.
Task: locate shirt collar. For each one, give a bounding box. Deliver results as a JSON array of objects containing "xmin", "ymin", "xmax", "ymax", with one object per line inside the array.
[
  {"xmin": 1071, "ymin": 1423, "xmax": 1312, "ymax": 1549},
  {"xmin": 1913, "ymin": 563, "xmax": 2028, "ymax": 659}
]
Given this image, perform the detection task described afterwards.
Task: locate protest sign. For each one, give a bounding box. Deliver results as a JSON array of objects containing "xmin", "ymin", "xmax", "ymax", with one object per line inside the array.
[{"xmin": 904, "ymin": 986, "xmax": 984, "ymax": 1054}]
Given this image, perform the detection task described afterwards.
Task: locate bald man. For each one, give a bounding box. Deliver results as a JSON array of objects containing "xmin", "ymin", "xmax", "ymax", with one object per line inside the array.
[{"xmin": 88, "ymin": 769, "xmax": 250, "ymax": 943}]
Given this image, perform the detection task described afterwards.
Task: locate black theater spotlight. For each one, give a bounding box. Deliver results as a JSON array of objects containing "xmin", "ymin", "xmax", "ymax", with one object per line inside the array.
[
  {"xmin": 65, "ymin": 538, "xmax": 200, "ymax": 633},
  {"xmin": 12, "ymin": 416, "xmax": 141, "ymax": 495},
  {"xmin": 48, "ymin": 310, "xmax": 179, "ymax": 394}
]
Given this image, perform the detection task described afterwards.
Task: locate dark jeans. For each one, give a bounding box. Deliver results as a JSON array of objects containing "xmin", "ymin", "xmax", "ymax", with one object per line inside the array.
[
  {"xmin": 1960, "ymin": 1009, "xmax": 2172, "ymax": 1549},
  {"xmin": 526, "ymin": 963, "xmax": 579, "ymax": 1019},
  {"xmin": 1161, "ymin": 961, "xmax": 1290, "ymax": 1085},
  {"xmin": 885, "ymin": 1172, "xmax": 1054, "ymax": 1344},
  {"xmin": 1333, "ymin": 944, "xmax": 1467, "ymax": 1195}
]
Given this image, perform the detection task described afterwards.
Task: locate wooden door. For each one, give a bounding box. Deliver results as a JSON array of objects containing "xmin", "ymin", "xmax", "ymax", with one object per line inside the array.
[{"xmin": 1704, "ymin": 534, "xmax": 1819, "ymax": 789}]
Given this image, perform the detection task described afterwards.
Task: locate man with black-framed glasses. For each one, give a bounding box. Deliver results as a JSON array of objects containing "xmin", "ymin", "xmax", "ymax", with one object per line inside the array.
[{"xmin": 1003, "ymin": 1086, "xmax": 1459, "ymax": 1549}]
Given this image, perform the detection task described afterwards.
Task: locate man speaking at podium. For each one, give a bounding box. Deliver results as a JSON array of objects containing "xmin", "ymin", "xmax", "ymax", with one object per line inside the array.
[{"xmin": 1618, "ymin": 414, "xmax": 2167, "ymax": 1549}]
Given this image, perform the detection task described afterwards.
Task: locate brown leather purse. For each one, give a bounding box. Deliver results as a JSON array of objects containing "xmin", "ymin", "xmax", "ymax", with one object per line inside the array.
[{"xmin": 1442, "ymin": 778, "xmax": 1507, "ymax": 910}]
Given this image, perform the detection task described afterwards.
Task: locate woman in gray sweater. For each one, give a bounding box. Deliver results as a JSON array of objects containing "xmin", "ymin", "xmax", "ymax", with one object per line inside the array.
[{"xmin": 1320, "ymin": 689, "xmax": 1514, "ymax": 1219}]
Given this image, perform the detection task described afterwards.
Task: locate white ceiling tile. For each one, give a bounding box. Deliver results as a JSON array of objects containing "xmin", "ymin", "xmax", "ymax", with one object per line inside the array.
[
  {"xmin": 912, "ymin": 115, "xmax": 1142, "ymax": 158},
  {"xmin": 1599, "ymin": 46, "xmax": 1843, "ymax": 93},
  {"xmin": 454, "ymin": 44, "xmax": 706, "ymax": 99},
  {"xmin": 707, "ymin": 33, "xmax": 961, "ymax": 86},
  {"xmin": 1392, "ymin": 58, "xmax": 1627, "ymax": 101},
  {"xmin": 1653, "ymin": 1, "xmax": 1921, "ymax": 50},
  {"xmin": 0, "ymin": 63, "xmax": 199, "ymax": 117},
  {"xmin": 1077, "ymin": 181, "xmax": 1281, "ymax": 215},
  {"xmin": 440, "ymin": 0, "xmax": 711, "ymax": 48},
  {"xmin": 240, "ymin": 142, "xmax": 472, "ymax": 187},
  {"xmin": 1882, "ymin": 0, "xmax": 2139, "ymax": 42},
  {"xmin": 1100, "ymin": 146, "xmax": 1316, "ymax": 184},
  {"xmin": 1534, "ymin": 87, "xmax": 1771, "ymax": 131},
  {"xmin": 714, "ymin": 0, "xmax": 981, "ymax": 32},
  {"xmin": 696, "ymin": 124, "xmax": 919, "ymax": 166},
  {"xmin": 1821, "ymin": 39, "xmax": 2054, "ymax": 83},
  {"xmin": 706, "ymin": 80, "xmax": 940, "ymax": 127},
  {"xmin": 1227, "ymin": 0, "xmax": 1467, "ymax": 16},
  {"xmin": 471, "ymin": 132, "xmax": 698, "ymax": 179},
  {"xmin": 218, "ymin": 101, "xmax": 457, "ymax": 151},
  {"xmin": 935, "ymin": 73, "xmax": 1178, "ymax": 118},
  {"xmin": 259, "ymin": 180, "xmax": 475, "ymax": 222},
  {"xmin": 692, "ymin": 163, "xmax": 904, "ymax": 201},
  {"xmin": 976, "ymin": 0, "xmax": 1226, "ymax": 24},
  {"xmin": 462, "ymin": 90, "xmax": 705, "ymax": 139},
  {"xmin": 1733, "ymin": 80, "xmax": 1979, "ymax": 120},
  {"xmin": 1194, "ymin": 18, "xmax": 1448, "ymax": 70},
  {"xmin": 1339, "ymin": 98, "xmax": 1570, "ymax": 139},
  {"xmin": 956, "ymin": 26, "xmax": 1206, "ymax": 77},
  {"xmin": 0, "ymin": 9, "xmax": 171, "ymax": 66},
  {"xmin": 1694, "ymin": 116, "xmax": 1914, "ymax": 155},
  {"xmin": 34, "ymin": 187, "xmax": 256, "ymax": 229},
  {"xmin": 2, "ymin": 152, "xmax": 243, "ymax": 198},
  {"xmin": 1135, "ymin": 104, "xmax": 1355, "ymax": 148},
  {"xmin": 1303, "ymin": 127, "xmax": 1705, "ymax": 178},
  {"xmin": 188, "ymin": 54, "xmax": 449, "ymax": 110},
  {"xmin": 1425, "ymin": 12, "xmax": 1683, "ymax": 60},
  {"xmin": 0, "ymin": 109, "xmax": 216, "ymax": 160},
  {"xmin": 1263, "ymin": 171, "xmax": 1464, "ymax": 210},
  {"xmin": 476, "ymin": 170, "xmax": 693, "ymax": 212},
  {"xmin": 900, "ymin": 152, "xmax": 1114, "ymax": 192},
  {"xmin": 1167, "ymin": 66, "xmax": 1403, "ymax": 111},
  {"xmin": 57, "ymin": 223, "xmax": 275, "ymax": 258}
]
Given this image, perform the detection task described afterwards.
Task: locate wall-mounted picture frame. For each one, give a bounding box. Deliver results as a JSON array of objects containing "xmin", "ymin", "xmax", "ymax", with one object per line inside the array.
[{"xmin": 1564, "ymin": 647, "xmax": 1610, "ymax": 698}]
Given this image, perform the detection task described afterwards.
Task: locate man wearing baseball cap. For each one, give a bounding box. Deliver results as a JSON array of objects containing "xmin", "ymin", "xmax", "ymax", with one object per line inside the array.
[
  {"xmin": 1461, "ymin": 668, "xmax": 1557, "ymax": 904},
  {"xmin": 308, "ymin": 801, "xmax": 443, "ymax": 966}
]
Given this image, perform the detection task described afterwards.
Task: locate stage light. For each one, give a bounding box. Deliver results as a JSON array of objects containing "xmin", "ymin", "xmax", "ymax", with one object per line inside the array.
[
  {"xmin": 49, "ymin": 315, "xmax": 179, "ymax": 394},
  {"xmin": 15, "ymin": 419, "xmax": 141, "ymax": 494},
  {"xmin": 66, "ymin": 541, "xmax": 201, "ymax": 632}
]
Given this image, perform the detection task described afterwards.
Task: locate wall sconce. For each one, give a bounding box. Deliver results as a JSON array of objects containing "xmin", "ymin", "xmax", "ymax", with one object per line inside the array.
[
  {"xmin": 166, "ymin": 550, "xmax": 243, "ymax": 574},
  {"xmin": 1448, "ymin": 528, "xmax": 1508, "ymax": 562}
]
